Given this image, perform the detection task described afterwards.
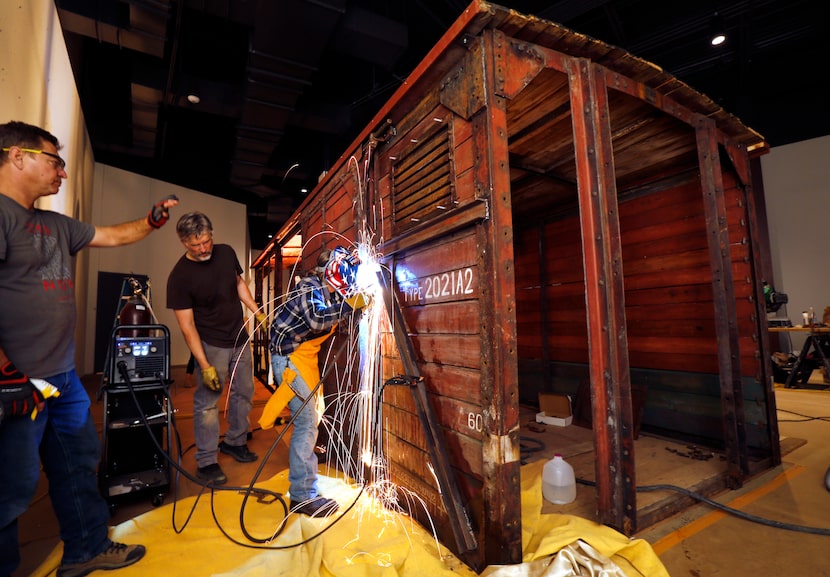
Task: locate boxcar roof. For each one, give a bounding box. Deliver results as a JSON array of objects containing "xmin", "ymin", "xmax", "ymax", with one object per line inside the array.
[
  {"xmin": 264, "ymin": 0, "xmax": 767, "ymax": 251},
  {"xmin": 471, "ymin": 1, "xmax": 768, "ymax": 151},
  {"xmin": 330, "ymin": 0, "xmax": 766, "ymax": 194}
]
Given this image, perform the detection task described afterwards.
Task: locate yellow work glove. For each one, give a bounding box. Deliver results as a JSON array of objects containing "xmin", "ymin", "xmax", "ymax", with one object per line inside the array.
[
  {"xmin": 201, "ymin": 366, "xmax": 222, "ymax": 392},
  {"xmin": 345, "ymin": 292, "xmax": 371, "ymax": 311},
  {"xmin": 255, "ymin": 312, "xmax": 267, "ymax": 329}
]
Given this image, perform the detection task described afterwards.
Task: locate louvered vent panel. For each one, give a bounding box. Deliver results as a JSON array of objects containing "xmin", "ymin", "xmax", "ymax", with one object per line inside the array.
[{"xmin": 391, "ymin": 123, "xmax": 453, "ymax": 234}]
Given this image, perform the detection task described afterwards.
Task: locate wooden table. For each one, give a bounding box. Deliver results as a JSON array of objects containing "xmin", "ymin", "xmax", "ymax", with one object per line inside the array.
[{"xmin": 769, "ymin": 326, "xmax": 830, "ymax": 388}]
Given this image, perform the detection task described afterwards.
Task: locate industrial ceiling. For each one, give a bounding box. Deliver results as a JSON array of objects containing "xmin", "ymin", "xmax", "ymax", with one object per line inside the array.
[{"xmin": 54, "ymin": 0, "xmax": 828, "ymax": 249}]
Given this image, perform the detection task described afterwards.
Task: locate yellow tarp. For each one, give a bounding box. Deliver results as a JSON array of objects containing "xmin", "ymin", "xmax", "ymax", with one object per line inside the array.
[{"xmin": 31, "ymin": 462, "xmax": 669, "ymax": 577}]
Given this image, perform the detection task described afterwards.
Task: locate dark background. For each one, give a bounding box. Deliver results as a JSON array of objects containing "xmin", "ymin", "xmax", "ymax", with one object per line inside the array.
[{"xmin": 55, "ymin": 0, "xmax": 828, "ymax": 249}]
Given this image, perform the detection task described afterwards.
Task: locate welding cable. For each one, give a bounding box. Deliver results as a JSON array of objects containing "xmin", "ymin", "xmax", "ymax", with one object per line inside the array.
[
  {"xmin": 575, "ymin": 477, "xmax": 830, "ymax": 536},
  {"xmin": 235, "ymin": 336, "xmax": 368, "ymax": 548},
  {"xmin": 519, "ymin": 436, "xmax": 546, "ymax": 465},
  {"xmin": 116, "ymin": 330, "xmax": 372, "ymax": 548},
  {"xmin": 637, "ymin": 483, "xmax": 830, "ymax": 536},
  {"xmin": 163, "ymin": 393, "xmax": 285, "ymax": 535},
  {"xmin": 114, "ymin": 363, "xmax": 286, "ymax": 535},
  {"xmin": 114, "ymin": 252, "xmax": 372, "ymax": 544},
  {"xmin": 220, "ymin": 309, "xmax": 367, "ymax": 547},
  {"xmin": 776, "ymin": 407, "xmax": 830, "ymax": 423}
]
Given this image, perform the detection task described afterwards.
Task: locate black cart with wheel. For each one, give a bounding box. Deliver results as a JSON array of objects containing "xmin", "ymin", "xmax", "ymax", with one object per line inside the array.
[{"xmin": 99, "ymin": 324, "xmax": 172, "ymax": 509}]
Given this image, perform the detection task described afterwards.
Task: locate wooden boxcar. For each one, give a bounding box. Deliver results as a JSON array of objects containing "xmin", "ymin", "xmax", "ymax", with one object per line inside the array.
[{"xmin": 252, "ymin": 1, "xmax": 778, "ymax": 571}]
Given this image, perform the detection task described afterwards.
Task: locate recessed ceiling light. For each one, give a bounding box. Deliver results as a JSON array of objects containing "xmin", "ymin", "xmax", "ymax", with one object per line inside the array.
[{"xmin": 187, "ymin": 94, "xmax": 201, "ymax": 104}]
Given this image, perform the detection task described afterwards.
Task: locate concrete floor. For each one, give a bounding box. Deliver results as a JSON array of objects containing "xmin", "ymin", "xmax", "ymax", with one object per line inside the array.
[
  {"xmin": 13, "ymin": 366, "xmax": 830, "ymax": 576},
  {"xmin": 639, "ymin": 381, "xmax": 830, "ymax": 575}
]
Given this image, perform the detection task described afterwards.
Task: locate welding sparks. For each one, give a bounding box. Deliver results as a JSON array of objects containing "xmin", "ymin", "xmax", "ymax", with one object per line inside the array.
[{"xmin": 220, "ymin": 151, "xmax": 443, "ymax": 551}]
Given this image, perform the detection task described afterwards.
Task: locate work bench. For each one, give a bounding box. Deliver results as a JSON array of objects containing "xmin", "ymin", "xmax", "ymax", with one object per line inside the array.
[{"xmin": 769, "ymin": 326, "xmax": 830, "ymax": 388}]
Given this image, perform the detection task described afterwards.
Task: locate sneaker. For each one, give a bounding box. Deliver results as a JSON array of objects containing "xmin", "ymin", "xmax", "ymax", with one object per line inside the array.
[
  {"xmin": 57, "ymin": 542, "xmax": 145, "ymax": 577},
  {"xmin": 196, "ymin": 463, "xmax": 227, "ymax": 485},
  {"xmin": 219, "ymin": 440, "xmax": 258, "ymax": 463},
  {"xmin": 290, "ymin": 496, "xmax": 339, "ymax": 517}
]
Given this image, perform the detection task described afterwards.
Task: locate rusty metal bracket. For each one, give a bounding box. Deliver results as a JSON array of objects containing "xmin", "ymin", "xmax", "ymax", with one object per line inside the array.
[
  {"xmin": 376, "ymin": 268, "xmax": 478, "ymax": 554},
  {"xmin": 368, "ymin": 118, "xmax": 396, "ymax": 150}
]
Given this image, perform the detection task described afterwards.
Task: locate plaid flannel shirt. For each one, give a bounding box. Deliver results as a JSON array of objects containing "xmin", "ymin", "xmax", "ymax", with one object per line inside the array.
[{"xmin": 268, "ymin": 273, "xmax": 350, "ymax": 356}]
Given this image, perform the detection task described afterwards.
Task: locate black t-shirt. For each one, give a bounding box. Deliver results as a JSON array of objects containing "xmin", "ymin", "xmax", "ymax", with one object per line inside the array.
[{"xmin": 167, "ymin": 243, "xmax": 247, "ymax": 348}]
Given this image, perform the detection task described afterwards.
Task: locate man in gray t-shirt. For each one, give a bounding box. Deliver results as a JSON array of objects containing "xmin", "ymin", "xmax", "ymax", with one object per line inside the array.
[
  {"xmin": 0, "ymin": 121, "xmax": 178, "ymax": 577},
  {"xmin": 0, "ymin": 193, "xmax": 94, "ymax": 377}
]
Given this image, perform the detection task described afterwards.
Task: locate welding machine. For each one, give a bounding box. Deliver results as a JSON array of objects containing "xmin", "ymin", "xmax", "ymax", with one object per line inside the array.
[
  {"xmin": 99, "ymin": 324, "xmax": 172, "ymax": 508},
  {"xmin": 108, "ymin": 333, "xmax": 169, "ymax": 388}
]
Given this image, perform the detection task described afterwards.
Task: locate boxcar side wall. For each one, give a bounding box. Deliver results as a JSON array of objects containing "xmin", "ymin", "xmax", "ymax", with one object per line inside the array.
[{"xmin": 372, "ymin": 51, "xmax": 523, "ymax": 564}]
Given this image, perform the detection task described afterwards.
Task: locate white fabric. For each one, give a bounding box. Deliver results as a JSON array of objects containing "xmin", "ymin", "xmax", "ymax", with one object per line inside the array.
[{"xmin": 481, "ymin": 539, "xmax": 627, "ymax": 577}]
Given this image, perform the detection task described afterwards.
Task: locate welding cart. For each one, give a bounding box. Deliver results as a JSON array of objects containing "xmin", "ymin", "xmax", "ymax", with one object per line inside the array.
[{"xmin": 99, "ymin": 324, "xmax": 172, "ymax": 508}]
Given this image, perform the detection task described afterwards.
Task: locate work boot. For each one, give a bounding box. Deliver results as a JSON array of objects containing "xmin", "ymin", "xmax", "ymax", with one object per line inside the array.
[
  {"xmin": 218, "ymin": 440, "xmax": 258, "ymax": 462},
  {"xmin": 56, "ymin": 542, "xmax": 145, "ymax": 577},
  {"xmin": 290, "ymin": 496, "xmax": 339, "ymax": 517},
  {"xmin": 196, "ymin": 463, "xmax": 227, "ymax": 485}
]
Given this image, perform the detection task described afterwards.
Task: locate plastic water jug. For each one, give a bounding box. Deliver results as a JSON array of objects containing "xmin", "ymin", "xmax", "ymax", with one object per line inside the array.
[{"xmin": 542, "ymin": 454, "xmax": 576, "ymax": 504}]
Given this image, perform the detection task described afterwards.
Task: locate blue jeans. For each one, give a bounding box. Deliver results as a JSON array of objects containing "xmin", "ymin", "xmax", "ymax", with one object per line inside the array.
[
  {"xmin": 270, "ymin": 353, "xmax": 320, "ymax": 502},
  {"xmin": 193, "ymin": 341, "xmax": 254, "ymax": 468},
  {"xmin": 0, "ymin": 369, "xmax": 112, "ymax": 575}
]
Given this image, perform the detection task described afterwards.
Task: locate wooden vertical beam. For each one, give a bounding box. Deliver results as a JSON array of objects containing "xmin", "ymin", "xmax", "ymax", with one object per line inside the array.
[
  {"xmin": 724, "ymin": 141, "xmax": 781, "ymax": 465},
  {"xmin": 696, "ymin": 118, "xmax": 748, "ymax": 484},
  {"xmin": 567, "ymin": 56, "xmax": 636, "ymax": 535},
  {"xmin": 472, "ymin": 28, "xmax": 523, "ymax": 566}
]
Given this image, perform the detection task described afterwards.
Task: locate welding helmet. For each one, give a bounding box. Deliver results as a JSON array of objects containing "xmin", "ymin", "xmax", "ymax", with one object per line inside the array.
[{"xmin": 322, "ymin": 246, "xmax": 360, "ymax": 297}]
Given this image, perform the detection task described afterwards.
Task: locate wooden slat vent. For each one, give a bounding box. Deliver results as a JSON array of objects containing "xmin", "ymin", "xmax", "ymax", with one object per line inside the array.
[{"xmin": 391, "ymin": 122, "xmax": 454, "ymax": 234}]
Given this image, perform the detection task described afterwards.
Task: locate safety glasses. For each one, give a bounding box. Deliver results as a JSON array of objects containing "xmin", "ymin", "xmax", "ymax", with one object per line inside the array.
[{"xmin": 1, "ymin": 146, "xmax": 66, "ymax": 170}]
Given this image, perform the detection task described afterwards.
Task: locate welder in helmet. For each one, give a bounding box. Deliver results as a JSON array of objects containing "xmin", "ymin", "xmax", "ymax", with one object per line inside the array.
[{"xmin": 263, "ymin": 246, "xmax": 367, "ymax": 518}]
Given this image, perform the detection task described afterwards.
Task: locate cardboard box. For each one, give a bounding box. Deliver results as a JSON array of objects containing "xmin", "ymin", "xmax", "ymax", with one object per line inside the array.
[
  {"xmin": 539, "ymin": 392, "xmax": 572, "ymax": 418},
  {"xmin": 537, "ymin": 393, "xmax": 573, "ymax": 427},
  {"xmin": 536, "ymin": 411, "xmax": 573, "ymax": 427}
]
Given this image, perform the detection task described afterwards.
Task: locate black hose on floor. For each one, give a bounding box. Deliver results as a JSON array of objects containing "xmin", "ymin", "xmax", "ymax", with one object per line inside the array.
[
  {"xmin": 576, "ymin": 478, "xmax": 830, "ymax": 536},
  {"xmin": 519, "ymin": 436, "xmax": 546, "ymax": 464}
]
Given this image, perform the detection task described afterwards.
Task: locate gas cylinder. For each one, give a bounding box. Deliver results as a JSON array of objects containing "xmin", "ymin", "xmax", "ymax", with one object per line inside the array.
[{"xmin": 119, "ymin": 295, "xmax": 152, "ymax": 337}]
